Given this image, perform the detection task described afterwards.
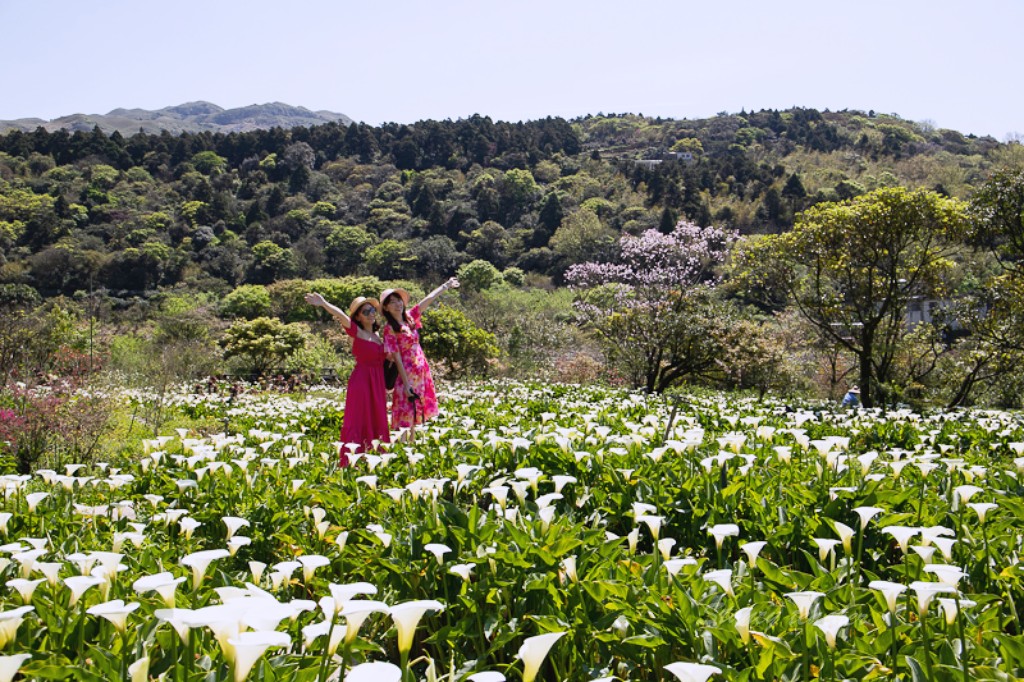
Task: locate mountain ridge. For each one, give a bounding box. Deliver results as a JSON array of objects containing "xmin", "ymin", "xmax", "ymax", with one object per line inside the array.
[{"xmin": 0, "ymin": 101, "xmax": 353, "ymax": 135}]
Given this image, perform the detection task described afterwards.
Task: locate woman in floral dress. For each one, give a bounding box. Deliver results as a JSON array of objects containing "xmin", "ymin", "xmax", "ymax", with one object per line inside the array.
[
  {"xmin": 304, "ymin": 292, "xmax": 411, "ymax": 464},
  {"xmin": 380, "ymin": 277, "xmax": 459, "ymax": 430}
]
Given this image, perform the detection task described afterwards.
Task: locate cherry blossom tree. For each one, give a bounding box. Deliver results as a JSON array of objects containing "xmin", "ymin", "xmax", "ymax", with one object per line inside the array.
[{"xmin": 566, "ymin": 221, "xmax": 736, "ymax": 392}]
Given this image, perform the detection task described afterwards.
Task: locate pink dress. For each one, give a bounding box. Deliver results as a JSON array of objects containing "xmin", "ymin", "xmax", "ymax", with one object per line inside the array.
[
  {"xmin": 339, "ymin": 323, "xmax": 390, "ymax": 463},
  {"xmin": 382, "ymin": 305, "xmax": 439, "ymax": 428}
]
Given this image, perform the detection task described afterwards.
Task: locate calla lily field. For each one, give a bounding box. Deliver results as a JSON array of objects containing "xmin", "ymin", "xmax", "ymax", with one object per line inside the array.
[{"xmin": 2, "ymin": 381, "xmax": 1024, "ymax": 681}]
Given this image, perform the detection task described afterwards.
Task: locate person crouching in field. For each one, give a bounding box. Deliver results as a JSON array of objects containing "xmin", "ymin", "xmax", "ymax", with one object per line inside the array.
[
  {"xmin": 304, "ymin": 292, "xmax": 411, "ymax": 465},
  {"xmin": 380, "ymin": 278, "xmax": 459, "ymax": 434}
]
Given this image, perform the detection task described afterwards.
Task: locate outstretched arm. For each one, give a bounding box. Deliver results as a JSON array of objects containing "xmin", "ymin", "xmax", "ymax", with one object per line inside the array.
[
  {"xmin": 417, "ymin": 277, "xmax": 460, "ymax": 311},
  {"xmin": 305, "ymin": 292, "xmax": 351, "ymax": 329}
]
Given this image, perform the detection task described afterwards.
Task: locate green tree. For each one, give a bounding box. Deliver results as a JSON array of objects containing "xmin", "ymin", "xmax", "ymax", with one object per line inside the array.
[
  {"xmin": 249, "ymin": 240, "xmax": 298, "ymax": 283},
  {"xmin": 419, "ymin": 305, "xmax": 499, "ymax": 376},
  {"xmin": 325, "ymin": 224, "xmax": 375, "ymax": 275},
  {"xmin": 734, "ymin": 187, "xmax": 970, "ymax": 407},
  {"xmin": 550, "ymin": 210, "xmax": 617, "ymax": 267},
  {"xmin": 219, "ymin": 316, "xmax": 306, "ymax": 376},
  {"xmin": 364, "ymin": 239, "xmax": 415, "ymax": 279},
  {"xmin": 219, "ymin": 284, "xmax": 272, "ymax": 319},
  {"xmin": 457, "ymin": 259, "xmax": 503, "ymax": 292}
]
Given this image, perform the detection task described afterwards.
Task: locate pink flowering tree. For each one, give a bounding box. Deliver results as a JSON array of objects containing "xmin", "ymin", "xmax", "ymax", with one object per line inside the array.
[{"xmin": 566, "ymin": 221, "xmax": 737, "ymax": 392}]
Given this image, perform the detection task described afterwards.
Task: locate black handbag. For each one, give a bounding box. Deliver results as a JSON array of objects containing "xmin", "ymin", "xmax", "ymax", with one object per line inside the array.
[{"xmin": 383, "ymin": 358, "xmax": 399, "ymax": 390}]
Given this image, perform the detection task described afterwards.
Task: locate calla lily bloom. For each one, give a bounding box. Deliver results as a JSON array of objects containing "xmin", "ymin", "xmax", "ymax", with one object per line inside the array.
[
  {"xmin": 128, "ymin": 656, "xmax": 149, "ymax": 682},
  {"xmin": 0, "ymin": 606, "xmax": 33, "ymax": 648},
  {"xmin": 222, "ymin": 516, "xmax": 250, "ymax": 540},
  {"xmin": 664, "ymin": 661, "xmax": 722, "ymax": 682},
  {"xmin": 228, "ymin": 630, "xmax": 290, "ymax": 682},
  {"xmin": 923, "ymin": 564, "xmax": 966, "ymax": 587},
  {"xmin": 517, "ymin": 631, "xmax": 565, "ymax": 682},
  {"xmin": 227, "ymin": 536, "xmax": 251, "ymax": 557},
  {"xmin": 390, "ymin": 599, "xmax": 445, "ymax": 655},
  {"xmin": 6, "ymin": 578, "xmax": 43, "ymax": 604},
  {"xmin": 0, "ymin": 654, "xmax": 31, "ymax": 682},
  {"xmin": 24, "ymin": 492, "xmax": 48, "ymax": 513},
  {"xmin": 337, "ymin": 599, "xmax": 389, "ymax": 644},
  {"xmin": 86, "ymin": 599, "xmax": 140, "ymax": 633},
  {"xmin": 932, "ymin": 537, "xmax": 956, "ymax": 562},
  {"xmin": 298, "ymin": 554, "xmax": 330, "ymax": 582},
  {"xmin": 345, "ymin": 661, "xmax": 402, "ymax": 682},
  {"xmin": 953, "ymin": 484, "xmax": 983, "ymax": 505},
  {"xmin": 869, "ymin": 580, "xmax": 907, "ymax": 613},
  {"xmin": 467, "ymin": 673, "xmax": 505, "ymax": 682},
  {"xmin": 64, "ymin": 575, "xmax": 104, "ymax": 606},
  {"xmin": 709, "ymin": 524, "xmax": 739, "ymax": 549},
  {"xmin": 327, "ymin": 582, "xmax": 377, "ymax": 610},
  {"xmin": 785, "ymin": 591, "xmax": 824, "ymax": 620},
  {"xmin": 154, "ymin": 608, "xmax": 195, "ymax": 641},
  {"xmin": 734, "ymin": 606, "xmax": 752, "ymax": 644},
  {"xmin": 832, "ymin": 521, "xmax": 855, "ymax": 553},
  {"xmin": 740, "ymin": 541, "xmax": 766, "ymax": 566},
  {"xmin": 133, "ymin": 572, "xmax": 186, "ymax": 608},
  {"xmin": 638, "ymin": 515, "xmax": 664, "ymax": 541},
  {"xmin": 882, "ymin": 526, "xmax": 920, "ymax": 554},
  {"xmin": 450, "ymin": 563, "xmax": 474, "ymax": 582},
  {"xmin": 938, "ymin": 597, "xmax": 976, "ymax": 626},
  {"xmin": 664, "ymin": 557, "xmax": 698, "ymax": 576},
  {"xmin": 180, "ymin": 549, "xmax": 230, "ymax": 590},
  {"xmin": 812, "ymin": 538, "xmax": 841, "ymax": 563},
  {"xmin": 853, "ymin": 506, "xmax": 884, "ymax": 530},
  {"xmin": 968, "ymin": 502, "xmax": 998, "ymax": 523},
  {"xmin": 424, "ymin": 544, "xmax": 452, "ymax": 565},
  {"xmin": 813, "ymin": 614, "xmax": 849, "ymax": 649},
  {"xmin": 909, "ymin": 581, "xmax": 956, "ymax": 616},
  {"xmin": 703, "ymin": 568, "xmax": 734, "ymax": 597}
]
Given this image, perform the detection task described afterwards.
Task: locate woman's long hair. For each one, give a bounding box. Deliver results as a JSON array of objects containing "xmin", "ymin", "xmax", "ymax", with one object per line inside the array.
[{"xmin": 382, "ymin": 295, "xmax": 411, "ymax": 332}]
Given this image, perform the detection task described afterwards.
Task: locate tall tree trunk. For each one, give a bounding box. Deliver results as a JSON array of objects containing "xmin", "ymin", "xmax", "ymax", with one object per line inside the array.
[{"xmin": 858, "ymin": 327, "xmax": 875, "ymax": 408}]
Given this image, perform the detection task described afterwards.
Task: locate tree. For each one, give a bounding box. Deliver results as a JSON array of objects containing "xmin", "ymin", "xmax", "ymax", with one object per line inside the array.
[
  {"xmin": 733, "ymin": 187, "xmax": 969, "ymax": 407},
  {"xmin": 248, "ymin": 240, "xmax": 297, "ymax": 283},
  {"xmin": 457, "ymin": 259, "xmax": 503, "ymax": 292},
  {"xmin": 364, "ymin": 239, "xmax": 415, "ymax": 279},
  {"xmin": 219, "ymin": 284, "xmax": 272, "ymax": 319},
  {"xmin": 219, "ymin": 316, "xmax": 306, "ymax": 376},
  {"xmin": 550, "ymin": 210, "xmax": 617, "ymax": 269},
  {"xmin": 419, "ymin": 305, "xmax": 499, "ymax": 376},
  {"xmin": 939, "ymin": 167, "xmax": 1024, "ymax": 406},
  {"xmin": 566, "ymin": 221, "xmax": 736, "ymax": 392}
]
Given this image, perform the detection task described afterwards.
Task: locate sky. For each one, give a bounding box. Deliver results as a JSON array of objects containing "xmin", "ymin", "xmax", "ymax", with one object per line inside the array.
[{"xmin": 1, "ymin": 0, "xmax": 1021, "ymax": 139}]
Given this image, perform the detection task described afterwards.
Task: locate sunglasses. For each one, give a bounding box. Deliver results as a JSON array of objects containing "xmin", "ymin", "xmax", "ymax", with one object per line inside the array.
[{"xmin": 360, "ymin": 307, "xmax": 377, "ymax": 316}]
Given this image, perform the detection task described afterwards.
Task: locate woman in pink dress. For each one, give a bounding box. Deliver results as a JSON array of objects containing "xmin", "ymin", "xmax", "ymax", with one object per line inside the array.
[
  {"xmin": 380, "ymin": 277, "xmax": 459, "ymax": 430},
  {"xmin": 304, "ymin": 292, "xmax": 411, "ymax": 465}
]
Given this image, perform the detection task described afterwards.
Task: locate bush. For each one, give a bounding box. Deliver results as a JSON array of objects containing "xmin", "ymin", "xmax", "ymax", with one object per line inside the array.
[
  {"xmin": 419, "ymin": 305, "xmax": 499, "ymax": 377},
  {"xmin": 219, "ymin": 284, "xmax": 272, "ymax": 319},
  {"xmin": 219, "ymin": 317, "xmax": 307, "ymax": 376},
  {"xmin": 0, "ymin": 379, "xmax": 111, "ymax": 473},
  {"xmin": 457, "ymin": 259, "xmax": 503, "ymax": 292}
]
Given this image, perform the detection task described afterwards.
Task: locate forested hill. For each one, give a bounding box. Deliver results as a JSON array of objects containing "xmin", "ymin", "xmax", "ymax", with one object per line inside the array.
[
  {"xmin": 0, "ymin": 107, "xmax": 1020, "ymax": 299},
  {"xmin": 0, "ymin": 102, "xmax": 353, "ymax": 135}
]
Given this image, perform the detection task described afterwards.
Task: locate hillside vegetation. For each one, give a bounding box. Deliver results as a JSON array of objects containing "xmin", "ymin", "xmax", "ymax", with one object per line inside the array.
[
  {"xmin": 2, "ymin": 108, "xmax": 1023, "ymax": 406},
  {"xmin": 0, "ymin": 107, "xmax": 1018, "ymax": 297}
]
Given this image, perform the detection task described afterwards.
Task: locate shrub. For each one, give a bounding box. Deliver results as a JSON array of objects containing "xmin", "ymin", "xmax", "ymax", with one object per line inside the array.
[
  {"xmin": 457, "ymin": 259, "xmax": 503, "ymax": 292},
  {"xmin": 219, "ymin": 317, "xmax": 307, "ymax": 376},
  {"xmin": 420, "ymin": 305, "xmax": 499, "ymax": 377},
  {"xmin": 219, "ymin": 284, "xmax": 272, "ymax": 319}
]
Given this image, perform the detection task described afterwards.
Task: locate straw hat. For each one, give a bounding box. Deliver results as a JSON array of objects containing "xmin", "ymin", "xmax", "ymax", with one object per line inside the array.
[
  {"xmin": 348, "ymin": 296, "xmax": 381, "ymax": 319},
  {"xmin": 380, "ymin": 288, "xmax": 410, "ymax": 307}
]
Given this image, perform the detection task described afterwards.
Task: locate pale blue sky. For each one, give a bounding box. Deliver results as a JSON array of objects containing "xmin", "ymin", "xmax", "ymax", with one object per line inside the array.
[{"xmin": 2, "ymin": 0, "xmax": 1021, "ymax": 139}]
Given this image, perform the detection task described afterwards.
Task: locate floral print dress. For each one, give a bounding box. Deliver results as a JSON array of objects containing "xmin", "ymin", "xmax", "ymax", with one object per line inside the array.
[{"xmin": 382, "ymin": 305, "xmax": 439, "ymax": 428}]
